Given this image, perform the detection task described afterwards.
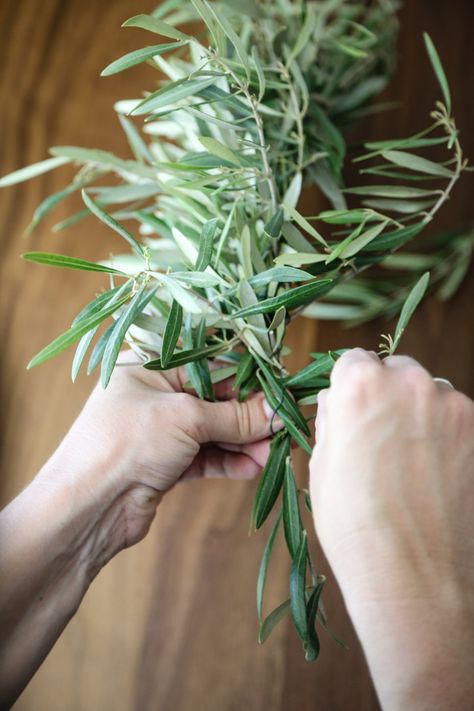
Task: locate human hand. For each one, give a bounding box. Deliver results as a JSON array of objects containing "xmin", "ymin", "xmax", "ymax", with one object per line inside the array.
[
  {"xmin": 46, "ymin": 353, "xmax": 279, "ymax": 552},
  {"xmin": 309, "ymin": 348, "xmax": 474, "ymax": 710}
]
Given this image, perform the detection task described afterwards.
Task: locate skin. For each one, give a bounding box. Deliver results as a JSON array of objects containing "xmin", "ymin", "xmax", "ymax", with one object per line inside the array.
[
  {"xmin": 310, "ymin": 349, "xmax": 474, "ymax": 711},
  {"xmin": 1, "ymin": 348, "xmax": 473, "ymax": 709}
]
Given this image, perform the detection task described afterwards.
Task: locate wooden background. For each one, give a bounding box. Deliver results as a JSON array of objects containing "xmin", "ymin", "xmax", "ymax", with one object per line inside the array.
[{"xmin": 1, "ymin": 1, "xmax": 473, "ymax": 709}]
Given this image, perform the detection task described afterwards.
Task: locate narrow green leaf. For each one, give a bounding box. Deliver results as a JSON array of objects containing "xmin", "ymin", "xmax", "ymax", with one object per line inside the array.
[
  {"xmin": 118, "ymin": 115, "xmax": 154, "ymax": 164},
  {"xmin": 203, "ymin": 1, "xmax": 252, "ymax": 78},
  {"xmin": 392, "ymin": 272, "xmax": 430, "ymax": 352},
  {"xmin": 362, "ymin": 197, "xmax": 434, "ymax": 214},
  {"xmin": 251, "ymin": 46, "xmax": 266, "ymax": 101},
  {"xmin": 264, "ymin": 209, "xmax": 284, "ymax": 239},
  {"xmin": 345, "ymin": 185, "xmax": 440, "ymax": 199},
  {"xmin": 423, "ymin": 33, "xmax": 451, "ymax": 112},
  {"xmin": 72, "ymin": 284, "xmax": 131, "ymax": 326},
  {"xmin": 0, "ymin": 156, "xmax": 69, "ymax": 187},
  {"xmin": 286, "ymin": 207, "xmax": 328, "ymax": 246},
  {"xmin": 286, "ymin": 5, "xmax": 317, "ymax": 66},
  {"xmin": 255, "ymin": 355, "xmax": 310, "ymax": 436},
  {"xmin": 360, "ymin": 222, "xmax": 425, "ymax": 253},
  {"xmin": 273, "ymin": 253, "xmax": 327, "ymax": 267},
  {"xmin": 101, "ymin": 42, "xmax": 185, "ymax": 76},
  {"xmin": 195, "ymin": 218, "xmax": 219, "ymax": 271},
  {"xmin": 382, "ymin": 150, "xmax": 454, "ymax": 178},
  {"xmin": 286, "ymin": 354, "xmax": 335, "ymax": 388},
  {"xmin": 101, "ymin": 284, "xmax": 158, "ymax": 387},
  {"xmin": 290, "ymin": 531, "xmax": 309, "ymax": 642},
  {"xmin": 257, "ymin": 373, "xmax": 312, "ymax": 454},
  {"xmin": 27, "ymin": 294, "xmax": 130, "ymax": 369},
  {"xmin": 254, "ymin": 434, "xmax": 290, "ymax": 530},
  {"xmin": 256, "ymin": 510, "xmax": 282, "ymax": 622},
  {"xmin": 161, "ymin": 299, "xmax": 183, "ymax": 368},
  {"xmin": 81, "ymin": 190, "xmax": 145, "ymax": 258},
  {"xmin": 248, "ymin": 266, "xmax": 314, "ymax": 287},
  {"xmin": 234, "ymin": 351, "xmax": 255, "ymax": 388},
  {"xmin": 122, "ymin": 14, "xmax": 191, "ymax": 41},
  {"xmin": 231, "ymin": 279, "xmax": 333, "ymax": 318},
  {"xmin": 71, "ymin": 329, "xmax": 97, "ymax": 383},
  {"xmin": 131, "ymin": 77, "xmax": 217, "ymax": 116},
  {"xmin": 50, "ymin": 146, "xmax": 156, "ymax": 179},
  {"xmin": 87, "ymin": 323, "xmax": 115, "ymax": 375},
  {"xmin": 198, "ymin": 136, "xmax": 241, "ymax": 167},
  {"xmin": 258, "ymin": 598, "xmax": 291, "ymax": 644},
  {"xmin": 283, "ymin": 457, "xmax": 303, "ymax": 558},
  {"xmin": 144, "ymin": 342, "xmax": 226, "ymax": 370},
  {"xmin": 339, "ymin": 220, "xmax": 389, "ymax": 259},
  {"xmin": 22, "ymin": 252, "xmax": 127, "ymax": 276},
  {"xmin": 304, "ymin": 579, "xmax": 326, "ymax": 661}
]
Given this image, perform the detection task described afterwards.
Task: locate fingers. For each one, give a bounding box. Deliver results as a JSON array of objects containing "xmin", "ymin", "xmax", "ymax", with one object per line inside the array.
[
  {"xmin": 382, "ymin": 355, "xmax": 429, "ymax": 373},
  {"xmin": 181, "ymin": 446, "xmax": 263, "ymax": 481},
  {"xmin": 330, "ymin": 348, "xmax": 380, "ymax": 387},
  {"xmin": 315, "ymin": 389, "xmax": 329, "ymax": 443},
  {"xmin": 218, "ymin": 438, "xmax": 271, "ymax": 467},
  {"xmin": 191, "ymin": 393, "xmax": 283, "ymax": 445}
]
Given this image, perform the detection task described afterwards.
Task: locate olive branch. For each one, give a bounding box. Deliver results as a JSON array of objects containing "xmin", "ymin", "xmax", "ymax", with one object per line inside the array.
[{"xmin": 0, "ymin": 0, "xmax": 471, "ymax": 661}]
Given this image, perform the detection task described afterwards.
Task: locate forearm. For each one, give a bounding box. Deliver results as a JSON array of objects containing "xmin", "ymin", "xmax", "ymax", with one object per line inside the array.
[
  {"xmin": 346, "ymin": 591, "xmax": 474, "ymax": 711},
  {"xmin": 0, "ymin": 443, "xmax": 129, "ymax": 707}
]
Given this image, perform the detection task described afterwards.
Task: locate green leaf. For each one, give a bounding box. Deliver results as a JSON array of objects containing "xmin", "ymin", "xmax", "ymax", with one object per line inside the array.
[
  {"xmin": 257, "ymin": 373, "xmax": 312, "ymax": 455},
  {"xmin": 49, "ymin": 146, "xmax": 156, "ymax": 179},
  {"xmin": 253, "ymin": 433, "xmax": 290, "ymax": 530},
  {"xmin": 283, "ymin": 457, "xmax": 303, "ymax": 558},
  {"xmin": 251, "ymin": 46, "xmax": 266, "ymax": 101},
  {"xmin": 101, "ymin": 284, "xmax": 158, "ymax": 387},
  {"xmin": 248, "ymin": 266, "xmax": 314, "ymax": 288},
  {"xmin": 273, "ymin": 253, "xmax": 327, "ymax": 267},
  {"xmin": 27, "ymin": 294, "xmax": 130, "ymax": 369},
  {"xmin": 304, "ymin": 579, "xmax": 326, "ymax": 661},
  {"xmin": 0, "ymin": 156, "xmax": 69, "ymax": 187},
  {"xmin": 382, "ymin": 150, "xmax": 454, "ymax": 178},
  {"xmin": 22, "ymin": 252, "xmax": 127, "ymax": 276},
  {"xmin": 256, "ymin": 509, "xmax": 282, "ymax": 622},
  {"xmin": 122, "ymin": 14, "xmax": 191, "ymax": 41},
  {"xmin": 101, "ymin": 42, "xmax": 185, "ymax": 76},
  {"xmin": 131, "ymin": 77, "xmax": 217, "ymax": 115},
  {"xmin": 144, "ymin": 342, "xmax": 226, "ymax": 370},
  {"xmin": 290, "ymin": 531, "xmax": 309, "ymax": 642},
  {"xmin": 234, "ymin": 350, "xmax": 255, "ymax": 388},
  {"xmin": 118, "ymin": 115, "xmax": 154, "ymax": 164},
  {"xmin": 345, "ymin": 185, "xmax": 440, "ymax": 199},
  {"xmin": 231, "ymin": 279, "xmax": 333, "ymax": 318},
  {"xmin": 362, "ymin": 198, "xmax": 434, "ymax": 215},
  {"xmin": 81, "ymin": 190, "xmax": 145, "ymax": 258},
  {"xmin": 71, "ymin": 329, "xmax": 97, "ymax": 383},
  {"xmin": 87, "ymin": 323, "xmax": 115, "ymax": 375},
  {"xmin": 286, "ymin": 354, "xmax": 336, "ymax": 388},
  {"xmin": 423, "ymin": 33, "xmax": 451, "ymax": 112},
  {"xmin": 264, "ymin": 209, "xmax": 284, "ymax": 239},
  {"xmin": 286, "ymin": 5, "xmax": 317, "ymax": 66},
  {"xmin": 198, "ymin": 136, "xmax": 241, "ymax": 167},
  {"xmin": 392, "ymin": 272, "xmax": 430, "ymax": 352},
  {"xmin": 72, "ymin": 284, "xmax": 131, "ymax": 326},
  {"xmin": 255, "ymin": 355, "xmax": 310, "ymax": 436},
  {"xmin": 258, "ymin": 598, "xmax": 291, "ymax": 644},
  {"xmin": 195, "ymin": 218, "xmax": 219, "ymax": 271},
  {"xmin": 286, "ymin": 207, "xmax": 328, "ymax": 246},
  {"xmin": 359, "ymin": 222, "xmax": 425, "ymax": 253},
  {"xmin": 161, "ymin": 299, "xmax": 183, "ymax": 368},
  {"xmin": 339, "ymin": 220, "xmax": 389, "ymax": 259},
  {"xmin": 202, "ymin": 0, "xmax": 252, "ymax": 78}
]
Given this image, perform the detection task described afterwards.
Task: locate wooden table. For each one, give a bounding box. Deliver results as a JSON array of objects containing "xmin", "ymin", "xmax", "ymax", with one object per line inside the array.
[{"xmin": 1, "ymin": 1, "xmax": 472, "ymax": 709}]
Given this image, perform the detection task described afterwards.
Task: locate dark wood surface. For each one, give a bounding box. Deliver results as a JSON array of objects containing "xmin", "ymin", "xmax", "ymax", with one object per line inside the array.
[{"xmin": 0, "ymin": 2, "xmax": 472, "ymax": 709}]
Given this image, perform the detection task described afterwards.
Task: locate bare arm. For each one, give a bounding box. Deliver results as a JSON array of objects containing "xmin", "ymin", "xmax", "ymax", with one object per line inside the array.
[
  {"xmin": 310, "ymin": 349, "xmax": 474, "ymax": 711},
  {"xmin": 0, "ymin": 358, "xmax": 277, "ymax": 708}
]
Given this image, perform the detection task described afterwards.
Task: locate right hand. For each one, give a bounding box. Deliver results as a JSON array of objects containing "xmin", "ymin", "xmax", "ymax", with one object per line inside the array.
[{"xmin": 309, "ymin": 348, "xmax": 474, "ymax": 710}]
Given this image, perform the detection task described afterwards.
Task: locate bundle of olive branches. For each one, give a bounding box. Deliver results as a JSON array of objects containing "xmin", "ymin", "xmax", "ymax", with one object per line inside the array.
[{"xmin": 1, "ymin": 0, "xmax": 472, "ymax": 661}]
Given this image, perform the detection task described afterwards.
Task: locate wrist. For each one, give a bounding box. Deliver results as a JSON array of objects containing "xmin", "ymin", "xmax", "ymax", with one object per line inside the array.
[{"xmin": 343, "ymin": 580, "xmax": 474, "ymax": 711}]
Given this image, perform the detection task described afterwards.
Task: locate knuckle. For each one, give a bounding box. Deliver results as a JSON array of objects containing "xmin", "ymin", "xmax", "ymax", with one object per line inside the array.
[
  {"xmin": 343, "ymin": 362, "xmax": 380, "ymax": 394},
  {"xmin": 231, "ymin": 400, "xmax": 252, "ymax": 440},
  {"xmin": 401, "ymin": 366, "xmax": 433, "ymax": 395}
]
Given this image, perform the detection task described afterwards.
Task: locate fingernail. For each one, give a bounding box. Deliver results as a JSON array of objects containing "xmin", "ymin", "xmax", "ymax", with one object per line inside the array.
[{"xmin": 262, "ymin": 398, "xmax": 284, "ymax": 432}]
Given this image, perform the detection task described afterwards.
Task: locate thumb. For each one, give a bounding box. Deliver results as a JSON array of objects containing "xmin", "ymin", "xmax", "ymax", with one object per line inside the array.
[{"xmin": 193, "ymin": 393, "xmax": 284, "ymax": 444}]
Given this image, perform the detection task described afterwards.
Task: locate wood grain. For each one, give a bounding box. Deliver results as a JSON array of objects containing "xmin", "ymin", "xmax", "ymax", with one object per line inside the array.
[{"xmin": 0, "ymin": 2, "xmax": 472, "ymax": 710}]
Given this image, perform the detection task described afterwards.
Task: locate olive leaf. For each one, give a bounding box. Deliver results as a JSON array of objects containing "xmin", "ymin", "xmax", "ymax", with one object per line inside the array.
[
  {"xmin": 252, "ymin": 433, "xmax": 290, "ymax": 530},
  {"xmin": 161, "ymin": 299, "xmax": 183, "ymax": 368},
  {"xmin": 256, "ymin": 509, "xmax": 282, "ymax": 622}
]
